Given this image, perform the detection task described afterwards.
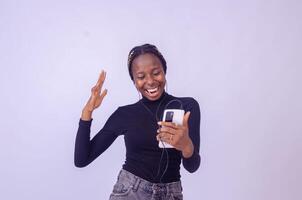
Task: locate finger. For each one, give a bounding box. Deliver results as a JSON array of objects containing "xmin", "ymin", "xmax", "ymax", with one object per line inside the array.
[
  {"xmin": 90, "ymin": 86, "xmax": 99, "ymax": 97},
  {"xmin": 160, "ymin": 133, "xmax": 174, "ymax": 144},
  {"xmin": 89, "ymin": 94, "xmax": 96, "ymax": 106},
  {"xmin": 99, "ymin": 89, "xmax": 108, "ymax": 100},
  {"xmin": 159, "ymin": 131, "xmax": 172, "ymax": 137},
  {"xmin": 156, "ymin": 134, "xmax": 161, "ymax": 141},
  {"xmin": 96, "ymin": 70, "xmax": 106, "ymax": 86},
  {"xmin": 96, "ymin": 71, "xmax": 107, "ymax": 94},
  {"xmin": 159, "ymin": 126, "xmax": 176, "ymax": 135},
  {"xmin": 157, "ymin": 121, "xmax": 178, "ymax": 129},
  {"xmin": 183, "ymin": 111, "xmax": 191, "ymax": 127},
  {"xmin": 92, "ymin": 86, "xmax": 101, "ymax": 96},
  {"xmin": 91, "ymin": 85, "xmax": 97, "ymax": 93},
  {"xmin": 94, "ymin": 89, "xmax": 108, "ymax": 106},
  {"xmin": 158, "ymin": 132, "xmax": 174, "ymax": 141}
]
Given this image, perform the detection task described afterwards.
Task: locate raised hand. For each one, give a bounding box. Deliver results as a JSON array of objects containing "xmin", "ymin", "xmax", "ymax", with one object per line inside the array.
[{"xmin": 81, "ymin": 70, "xmax": 108, "ymax": 120}]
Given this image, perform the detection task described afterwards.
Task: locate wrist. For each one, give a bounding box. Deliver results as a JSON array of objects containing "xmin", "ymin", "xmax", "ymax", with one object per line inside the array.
[
  {"xmin": 182, "ymin": 139, "xmax": 194, "ymax": 158},
  {"xmin": 81, "ymin": 107, "xmax": 93, "ymax": 121}
]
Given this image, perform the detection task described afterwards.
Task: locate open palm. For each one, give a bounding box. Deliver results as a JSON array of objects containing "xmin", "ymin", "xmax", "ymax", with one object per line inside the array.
[{"xmin": 85, "ymin": 70, "xmax": 108, "ymax": 112}]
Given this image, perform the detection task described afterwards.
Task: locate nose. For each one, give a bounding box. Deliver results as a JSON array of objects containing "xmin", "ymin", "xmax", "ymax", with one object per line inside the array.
[{"xmin": 146, "ymin": 75, "xmax": 155, "ymax": 86}]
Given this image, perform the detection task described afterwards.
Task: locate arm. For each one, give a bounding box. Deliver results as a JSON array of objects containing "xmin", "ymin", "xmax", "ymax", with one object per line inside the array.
[
  {"xmin": 156, "ymin": 98, "xmax": 201, "ymax": 173},
  {"xmin": 74, "ymin": 117, "xmax": 119, "ymax": 168},
  {"xmin": 182, "ymin": 99, "xmax": 201, "ymax": 173},
  {"xmin": 74, "ymin": 70, "xmax": 118, "ymax": 167}
]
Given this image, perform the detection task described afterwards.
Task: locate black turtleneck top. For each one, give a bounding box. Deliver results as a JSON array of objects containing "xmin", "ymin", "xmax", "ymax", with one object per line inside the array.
[{"xmin": 74, "ymin": 92, "xmax": 201, "ymax": 183}]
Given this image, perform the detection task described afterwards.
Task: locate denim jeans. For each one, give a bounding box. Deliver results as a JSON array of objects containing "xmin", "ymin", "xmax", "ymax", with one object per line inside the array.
[{"xmin": 109, "ymin": 169, "xmax": 183, "ymax": 200}]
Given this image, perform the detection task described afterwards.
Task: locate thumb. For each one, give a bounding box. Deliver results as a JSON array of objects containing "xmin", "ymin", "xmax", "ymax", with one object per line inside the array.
[{"xmin": 183, "ymin": 111, "xmax": 191, "ymax": 127}]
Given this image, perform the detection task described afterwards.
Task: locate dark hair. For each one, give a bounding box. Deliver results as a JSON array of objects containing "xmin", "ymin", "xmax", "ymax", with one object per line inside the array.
[{"xmin": 127, "ymin": 44, "xmax": 167, "ymax": 80}]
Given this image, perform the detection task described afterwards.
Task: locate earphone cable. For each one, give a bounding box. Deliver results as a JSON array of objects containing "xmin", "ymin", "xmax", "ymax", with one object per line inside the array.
[{"xmin": 140, "ymin": 95, "xmax": 184, "ymax": 183}]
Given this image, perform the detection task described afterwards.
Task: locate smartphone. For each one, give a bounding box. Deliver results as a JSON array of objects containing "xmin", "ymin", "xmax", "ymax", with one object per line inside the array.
[{"xmin": 158, "ymin": 109, "xmax": 184, "ymax": 148}]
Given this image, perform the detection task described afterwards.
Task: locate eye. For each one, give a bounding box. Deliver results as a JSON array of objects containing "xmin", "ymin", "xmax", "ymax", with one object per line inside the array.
[
  {"xmin": 153, "ymin": 70, "xmax": 161, "ymax": 76},
  {"xmin": 137, "ymin": 75, "xmax": 145, "ymax": 80}
]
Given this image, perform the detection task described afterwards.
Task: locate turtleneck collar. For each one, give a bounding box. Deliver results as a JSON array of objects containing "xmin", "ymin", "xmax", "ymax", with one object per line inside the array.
[{"xmin": 141, "ymin": 90, "xmax": 167, "ymax": 104}]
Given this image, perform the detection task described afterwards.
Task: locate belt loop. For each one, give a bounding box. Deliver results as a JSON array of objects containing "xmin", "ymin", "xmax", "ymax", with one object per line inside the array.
[
  {"xmin": 132, "ymin": 177, "xmax": 140, "ymax": 192},
  {"xmin": 166, "ymin": 184, "xmax": 170, "ymax": 195}
]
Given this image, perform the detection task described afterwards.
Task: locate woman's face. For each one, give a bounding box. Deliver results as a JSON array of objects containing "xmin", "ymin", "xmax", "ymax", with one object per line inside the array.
[{"xmin": 131, "ymin": 53, "xmax": 166, "ymax": 101}]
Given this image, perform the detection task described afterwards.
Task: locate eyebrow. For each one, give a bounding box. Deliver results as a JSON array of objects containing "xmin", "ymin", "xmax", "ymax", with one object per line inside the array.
[{"xmin": 135, "ymin": 66, "xmax": 161, "ymax": 75}]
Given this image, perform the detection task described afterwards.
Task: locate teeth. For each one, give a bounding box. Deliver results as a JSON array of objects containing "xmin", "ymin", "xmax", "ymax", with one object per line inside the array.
[{"xmin": 147, "ymin": 87, "xmax": 158, "ymax": 94}]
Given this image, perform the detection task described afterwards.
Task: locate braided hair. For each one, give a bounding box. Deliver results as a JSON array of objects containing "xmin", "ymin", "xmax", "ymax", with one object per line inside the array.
[{"xmin": 127, "ymin": 44, "xmax": 167, "ymax": 81}]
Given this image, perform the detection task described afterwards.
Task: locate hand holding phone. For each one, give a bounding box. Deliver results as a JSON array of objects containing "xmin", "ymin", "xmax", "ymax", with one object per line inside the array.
[{"xmin": 158, "ymin": 109, "xmax": 184, "ymax": 148}]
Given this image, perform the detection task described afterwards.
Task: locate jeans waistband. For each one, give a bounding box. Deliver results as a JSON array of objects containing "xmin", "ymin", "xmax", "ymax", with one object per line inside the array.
[{"xmin": 118, "ymin": 169, "xmax": 182, "ymax": 194}]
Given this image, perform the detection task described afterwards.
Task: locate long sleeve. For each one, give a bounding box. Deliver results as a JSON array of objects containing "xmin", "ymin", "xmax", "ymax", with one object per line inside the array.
[
  {"xmin": 182, "ymin": 98, "xmax": 201, "ymax": 173},
  {"xmin": 74, "ymin": 108, "xmax": 123, "ymax": 168}
]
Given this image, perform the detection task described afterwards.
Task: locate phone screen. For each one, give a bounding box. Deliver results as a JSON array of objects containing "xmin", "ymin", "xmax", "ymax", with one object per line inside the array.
[{"xmin": 165, "ymin": 111, "xmax": 174, "ymax": 122}]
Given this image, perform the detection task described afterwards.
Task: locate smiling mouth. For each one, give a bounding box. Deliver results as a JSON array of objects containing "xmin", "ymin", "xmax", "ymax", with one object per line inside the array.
[{"xmin": 145, "ymin": 87, "xmax": 160, "ymax": 97}]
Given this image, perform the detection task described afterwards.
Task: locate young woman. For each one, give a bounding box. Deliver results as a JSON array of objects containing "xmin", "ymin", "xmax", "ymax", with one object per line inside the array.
[{"xmin": 74, "ymin": 44, "xmax": 201, "ymax": 200}]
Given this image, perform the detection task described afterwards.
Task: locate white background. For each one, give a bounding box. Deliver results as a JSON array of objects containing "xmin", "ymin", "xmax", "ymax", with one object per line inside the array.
[{"xmin": 0, "ymin": 0, "xmax": 301, "ymax": 199}]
